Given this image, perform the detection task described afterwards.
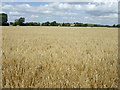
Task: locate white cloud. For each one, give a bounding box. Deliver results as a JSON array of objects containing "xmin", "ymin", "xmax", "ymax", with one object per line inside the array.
[
  {"xmin": 58, "ymin": 3, "xmax": 72, "ymax": 9},
  {"xmin": 54, "ymin": 12, "xmax": 77, "ymax": 16},
  {"xmin": 81, "ymin": 2, "xmax": 118, "ymax": 16},
  {"xmin": 2, "ymin": 2, "xmax": 117, "ymax": 16},
  {"xmin": 0, "ymin": 11, "xmax": 6, "ymax": 13},
  {"xmin": 2, "ymin": 5, "xmax": 13, "ymax": 10},
  {"xmin": 98, "ymin": 13, "xmax": 118, "ymax": 18},
  {"xmin": 42, "ymin": 10, "xmax": 52, "ymax": 14},
  {"xmin": 2, "ymin": 2, "xmax": 118, "ymax": 25},
  {"xmin": 31, "ymin": 15, "xmax": 39, "ymax": 18},
  {"xmin": 17, "ymin": 4, "xmax": 31, "ymax": 8},
  {"xmin": 9, "ymin": 11, "xmax": 21, "ymax": 15},
  {"xmin": 84, "ymin": 4, "xmax": 96, "ymax": 10},
  {"xmin": 74, "ymin": 5, "xmax": 81, "ymax": 10}
]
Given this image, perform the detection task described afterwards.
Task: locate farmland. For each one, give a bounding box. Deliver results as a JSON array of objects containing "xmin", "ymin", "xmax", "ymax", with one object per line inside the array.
[{"xmin": 2, "ymin": 26, "xmax": 118, "ymax": 88}]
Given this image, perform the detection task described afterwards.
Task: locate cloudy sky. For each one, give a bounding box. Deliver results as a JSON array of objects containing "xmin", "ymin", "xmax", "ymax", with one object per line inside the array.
[{"xmin": 1, "ymin": 0, "xmax": 119, "ymax": 25}]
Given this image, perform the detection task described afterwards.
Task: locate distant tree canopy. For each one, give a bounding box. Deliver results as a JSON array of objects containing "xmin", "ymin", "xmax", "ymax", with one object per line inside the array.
[
  {"xmin": 50, "ymin": 21, "xmax": 59, "ymax": 26},
  {"xmin": 62, "ymin": 23, "xmax": 70, "ymax": 26},
  {"xmin": 112, "ymin": 24, "xmax": 120, "ymax": 27},
  {"xmin": 116, "ymin": 24, "xmax": 120, "ymax": 27},
  {"xmin": 41, "ymin": 21, "xmax": 50, "ymax": 26},
  {"xmin": 25, "ymin": 22, "xmax": 40, "ymax": 26},
  {"xmin": 74, "ymin": 23, "xmax": 83, "ymax": 27},
  {"xmin": 0, "ymin": 13, "xmax": 9, "ymax": 26},
  {"xmin": 113, "ymin": 24, "xmax": 116, "ymax": 27},
  {"xmin": 1, "ymin": 15, "xmax": 119, "ymax": 27},
  {"xmin": 13, "ymin": 17, "xmax": 25, "ymax": 26},
  {"xmin": 74, "ymin": 22, "xmax": 112, "ymax": 27}
]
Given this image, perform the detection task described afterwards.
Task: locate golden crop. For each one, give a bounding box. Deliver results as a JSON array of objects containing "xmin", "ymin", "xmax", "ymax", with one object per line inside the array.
[{"xmin": 1, "ymin": 26, "xmax": 118, "ymax": 88}]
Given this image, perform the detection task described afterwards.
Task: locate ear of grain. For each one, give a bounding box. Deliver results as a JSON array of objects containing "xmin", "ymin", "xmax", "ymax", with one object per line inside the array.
[{"xmin": 2, "ymin": 26, "xmax": 118, "ymax": 88}]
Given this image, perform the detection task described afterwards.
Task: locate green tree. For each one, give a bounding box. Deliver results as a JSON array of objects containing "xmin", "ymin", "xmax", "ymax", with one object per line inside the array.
[
  {"xmin": 41, "ymin": 21, "xmax": 50, "ymax": 26},
  {"xmin": 113, "ymin": 24, "xmax": 116, "ymax": 27},
  {"xmin": 62, "ymin": 23, "xmax": 65, "ymax": 26},
  {"xmin": 74, "ymin": 23, "xmax": 83, "ymax": 27},
  {"xmin": 0, "ymin": 13, "xmax": 9, "ymax": 26},
  {"xmin": 10, "ymin": 22, "xmax": 13, "ymax": 26},
  {"xmin": 50, "ymin": 21, "xmax": 58, "ymax": 26},
  {"xmin": 62, "ymin": 23, "xmax": 70, "ymax": 26},
  {"xmin": 83, "ymin": 24, "xmax": 88, "ymax": 27},
  {"xmin": 14, "ymin": 17, "xmax": 25, "ymax": 26},
  {"xmin": 25, "ymin": 22, "xmax": 40, "ymax": 26},
  {"xmin": 117, "ymin": 24, "xmax": 120, "ymax": 27},
  {"xmin": 93, "ymin": 24, "xmax": 99, "ymax": 27}
]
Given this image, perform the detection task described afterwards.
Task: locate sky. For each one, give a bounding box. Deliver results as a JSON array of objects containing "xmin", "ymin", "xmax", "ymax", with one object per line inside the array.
[{"xmin": 0, "ymin": 0, "xmax": 119, "ymax": 25}]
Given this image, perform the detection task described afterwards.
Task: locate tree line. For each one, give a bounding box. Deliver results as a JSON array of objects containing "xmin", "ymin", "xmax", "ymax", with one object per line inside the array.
[
  {"xmin": 0, "ymin": 13, "xmax": 120, "ymax": 27},
  {"xmin": 8, "ymin": 17, "xmax": 120, "ymax": 27}
]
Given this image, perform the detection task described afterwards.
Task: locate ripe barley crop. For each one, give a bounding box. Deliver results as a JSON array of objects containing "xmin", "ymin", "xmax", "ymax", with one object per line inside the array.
[{"xmin": 2, "ymin": 26, "xmax": 118, "ymax": 88}]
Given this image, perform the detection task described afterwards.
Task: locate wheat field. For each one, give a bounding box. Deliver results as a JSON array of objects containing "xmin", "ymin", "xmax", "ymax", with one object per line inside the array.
[{"xmin": 1, "ymin": 26, "xmax": 119, "ymax": 88}]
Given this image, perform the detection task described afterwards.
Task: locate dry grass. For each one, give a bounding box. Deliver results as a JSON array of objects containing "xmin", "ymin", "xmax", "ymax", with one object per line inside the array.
[{"xmin": 2, "ymin": 26, "xmax": 118, "ymax": 88}]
